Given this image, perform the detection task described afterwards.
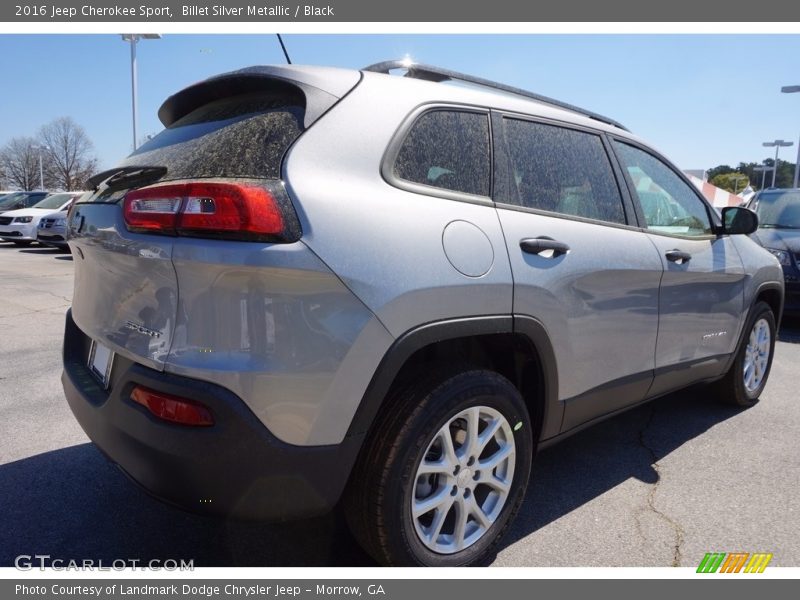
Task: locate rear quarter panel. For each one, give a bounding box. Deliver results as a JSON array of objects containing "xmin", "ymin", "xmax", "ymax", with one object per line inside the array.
[{"xmin": 282, "ymin": 74, "xmax": 514, "ymax": 338}]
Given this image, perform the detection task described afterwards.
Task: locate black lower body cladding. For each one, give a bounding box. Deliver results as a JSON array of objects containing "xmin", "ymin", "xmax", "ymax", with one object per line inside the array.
[{"xmin": 61, "ymin": 309, "xmax": 361, "ymax": 520}]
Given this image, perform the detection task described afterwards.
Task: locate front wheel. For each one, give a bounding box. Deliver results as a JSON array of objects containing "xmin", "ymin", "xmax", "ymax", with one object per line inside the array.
[
  {"xmin": 713, "ymin": 301, "xmax": 776, "ymax": 407},
  {"xmin": 344, "ymin": 368, "xmax": 534, "ymax": 566}
]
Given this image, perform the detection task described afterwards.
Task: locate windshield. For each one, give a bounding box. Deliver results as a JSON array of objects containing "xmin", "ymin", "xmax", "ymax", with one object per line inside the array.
[
  {"xmin": 33, "ymin": 193, "xmax": 72, "ymax": 210},
  {"xmin": 755, "ymin": 191, "xmax": 800, "ymax": 229},
  {"xmin": 0, "ymin": 192, "xmax": 25, "ymax": 208}
]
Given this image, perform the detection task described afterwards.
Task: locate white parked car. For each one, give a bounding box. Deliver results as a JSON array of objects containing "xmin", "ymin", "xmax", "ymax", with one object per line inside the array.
[
  {"xmin": 38, "ymin": 191, "xmax": 92, "ymax": 250},
  {"xmin": 0, "ymin": 192, "xmax": 83, "ymax": 246}
]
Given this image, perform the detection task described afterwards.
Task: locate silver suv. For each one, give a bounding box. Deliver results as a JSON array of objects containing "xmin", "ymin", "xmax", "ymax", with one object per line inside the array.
[{"xmin": 62, "ymin": 61, "xmax": 783, "ymax": 567}]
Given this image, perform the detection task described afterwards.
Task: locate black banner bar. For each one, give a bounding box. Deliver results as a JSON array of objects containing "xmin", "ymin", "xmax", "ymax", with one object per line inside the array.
[
  {"xmin": 1, "ymin": 0, "xmax": 797, "ymax": 22},
  {"xmin": 4, "ymin": 579, "xmax": 797, "ymax": 600}
]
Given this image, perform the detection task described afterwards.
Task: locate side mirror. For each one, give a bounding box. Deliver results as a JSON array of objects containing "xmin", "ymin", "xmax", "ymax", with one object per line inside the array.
[{"xmin": 721, "ymin": 206, "xmax": 758, "ymax": 235}]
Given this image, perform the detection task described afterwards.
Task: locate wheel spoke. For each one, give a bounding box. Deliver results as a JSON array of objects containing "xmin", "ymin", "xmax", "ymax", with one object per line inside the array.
[
  {"xmin": 462, "ymin": 407, "xmax": 481, "ymax": 459},
  {"xmin": 468, "ymin": 494, "xmax": 492, "ymax": 530},
  {"xmin": 418, "ymin": 432, "xmax": 457, "ymax": 475},
  {"xmin": 417, "ymin": 460, "xmax": 452, "ymax": 476},
  {"xmin": 413, "ymin": 487, "xmax": 451, "ymax": 517},
  {"xmin": 480, "ymin": 473, "xmax": 511, "ymax": 493},
  {"xmin": 478, "ymin": 417, "xmax": 502, "ymax": 454},
  {"xmin": 426, "ymin": 496, "xmax": 455, "ymax": 543},
  {"xmin": 479, "ymin": 442, "xmax": 514, "ymax": 471},
  {"xmin": 440, "ymin": 428, "xmax": 458, "ymax": 468},
  {"xmin": 453, "ymin": 497, "xmax": 469, "ymax": 551}
]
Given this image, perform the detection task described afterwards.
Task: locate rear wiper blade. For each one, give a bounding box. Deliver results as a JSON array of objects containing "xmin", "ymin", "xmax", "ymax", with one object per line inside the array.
[{"xmin": 87, "ymin": 165, "xmax": 167, "ymax": 191}]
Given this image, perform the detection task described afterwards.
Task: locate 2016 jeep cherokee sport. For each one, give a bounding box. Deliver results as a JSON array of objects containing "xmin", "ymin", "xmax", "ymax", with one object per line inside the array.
[{"xmin": 62, "ymin": 61, "xmax": 784, "ymax": 566}]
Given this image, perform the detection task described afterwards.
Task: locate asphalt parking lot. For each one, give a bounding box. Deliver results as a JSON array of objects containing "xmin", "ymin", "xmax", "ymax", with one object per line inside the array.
[{"xmin": 1, "ymin": 241, "xmax": 798, "ymax": 568}]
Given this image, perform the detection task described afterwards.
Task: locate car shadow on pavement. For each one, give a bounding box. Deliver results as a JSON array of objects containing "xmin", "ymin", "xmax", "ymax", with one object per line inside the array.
[
  {"xmin": 500, "ymin": 388, "xmax": 742, "ymax": 555},
  {"xmin": 18, "ymin": 248, "xmax": 67, "ymax": 255},
  {"xmin": 0, "ymin": 443, "xmax": 374, "ymax": 567},
  {"xmin": 0, "ymin": 387, "xmax": 744, "ymax": 567}
]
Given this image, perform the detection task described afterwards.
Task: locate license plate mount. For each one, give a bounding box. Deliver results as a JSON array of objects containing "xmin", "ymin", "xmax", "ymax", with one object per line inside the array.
[{"xmin": 87, "ymin": 339, "xmax": 114, "ymax": 389}]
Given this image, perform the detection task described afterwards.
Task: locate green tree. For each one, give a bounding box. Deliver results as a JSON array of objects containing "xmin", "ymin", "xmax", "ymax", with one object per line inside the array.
[
  {"xmin": 707, "ymin": 159, "xmax": 797, "ymax": 191},
  {"xmin": 710, "ymin": 172, "xmax": 750, "ymax": 193},
  {"xmin": 706, "ymin": 164, "xmax": 733, "ymax": 181}
]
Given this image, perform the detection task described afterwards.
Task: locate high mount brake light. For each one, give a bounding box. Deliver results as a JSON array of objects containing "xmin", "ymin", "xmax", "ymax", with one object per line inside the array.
[{"xmin": 123, "ymin": 181, "xmax": 298, "ymax": 242}]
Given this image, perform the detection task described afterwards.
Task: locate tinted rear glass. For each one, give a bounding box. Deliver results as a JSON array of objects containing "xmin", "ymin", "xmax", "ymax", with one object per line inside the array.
[
  {"xmin": 501, "ymin": 119, "xmax": 626, "ymax": 224},
  {"xmin": 115, "ymin": 90, "xmax": 304, "ymax": 183},
  {"xmin": 393, "ymin": 110, "xmax": 491, "ymax": 197}
]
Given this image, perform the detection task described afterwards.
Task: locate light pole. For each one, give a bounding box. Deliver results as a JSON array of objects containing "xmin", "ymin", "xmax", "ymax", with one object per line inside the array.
[
  {"xmin": 32, "ymin": 144, "xmax": 49, "ymax": 191},
  {"xmin": 753, "ymin": 164, "xmax": 773, "ymax": 190},
  {"xmin": 732, "ymin": 174, "xmax": 747, "ymax": 195},
  {"xmin": 121, "ymin": 34, "xmax": 161, "ymax": 151},
  {"xmin": 781, "ymin": 85, "xmax": 800, "ymax": 188},
  {"xmin": 762, "ymin": 140, "xmax": 793, "ymax": 188}
]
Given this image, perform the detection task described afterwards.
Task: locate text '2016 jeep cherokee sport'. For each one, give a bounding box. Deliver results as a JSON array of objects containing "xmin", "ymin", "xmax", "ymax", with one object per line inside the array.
[{"xmin": 62, "ymin": 61, "xmax": 784, "ymax": 567}]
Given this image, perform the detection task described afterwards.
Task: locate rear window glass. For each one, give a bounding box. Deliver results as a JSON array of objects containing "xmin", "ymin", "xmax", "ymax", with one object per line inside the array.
[
  {"xmin": 115, "ymin": 90, "xmax": 304, "ymax": 182},
  {"xmin": 393, "ymin": 110, "xmax": 491, "ymax": 197},
  {"xmin": 500, "ymin": 119, "xmax": 626, "ymax": 224}
]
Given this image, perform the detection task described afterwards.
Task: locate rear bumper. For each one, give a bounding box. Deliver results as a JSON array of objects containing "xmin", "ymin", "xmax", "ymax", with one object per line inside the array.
[{"xmin": 61, "ymin": 309, "xmax": 362, "ymax": 521}]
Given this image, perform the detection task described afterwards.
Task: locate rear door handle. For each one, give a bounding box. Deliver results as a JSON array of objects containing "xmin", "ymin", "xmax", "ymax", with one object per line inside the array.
[
  {"xmin": 520, "ymin": 237, "xmax": 570, "ymax": 257},
  {"xmin": 665, "ymin": 249, "xmax": 692, "ymax": 264}
]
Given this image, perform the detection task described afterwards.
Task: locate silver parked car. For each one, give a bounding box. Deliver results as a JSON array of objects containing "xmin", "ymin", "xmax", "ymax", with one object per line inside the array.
[
  {"xmin": 38, "ymin": 192, "xmax": 91, "ymax": 249},
  {"xmin": 62, "ymin": 61, "xmax": 783, "ymax": 567}
]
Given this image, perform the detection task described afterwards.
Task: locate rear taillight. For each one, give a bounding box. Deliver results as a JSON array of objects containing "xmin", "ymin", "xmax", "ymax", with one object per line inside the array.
[
  {"xmin": 130, "ymin": 386, "xmax": 215, "ymax": 427},
  {"xmin": 122, "ymin": 181, "xmax": 300, "ymax": 242}
]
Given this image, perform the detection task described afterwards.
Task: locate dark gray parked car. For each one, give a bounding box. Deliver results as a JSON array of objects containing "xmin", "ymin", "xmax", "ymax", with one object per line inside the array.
[
  {"xmin": 62, "ymin": 61, "xmax": 783, "ymax": 566},
  {"xmin": 745, "ymin": 188, "xmax": 800, "ymax": 317}
]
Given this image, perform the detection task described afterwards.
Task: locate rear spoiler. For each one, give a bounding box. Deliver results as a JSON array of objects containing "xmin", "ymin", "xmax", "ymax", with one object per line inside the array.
[{"xmin": 158, "ymin": 65, "xmax": 362, "ymax": 130}]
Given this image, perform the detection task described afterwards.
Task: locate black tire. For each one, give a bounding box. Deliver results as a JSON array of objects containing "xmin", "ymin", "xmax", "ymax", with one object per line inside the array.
[
  {"xmin": 12, "ymin": 241, "xmax": 32, "ymax": 247},
  {"xmin": 343, "ymin": 366, "xmax": 534, "ymax": 566},
  {"xmin": 713, "ymin": 301, "xmax": 776, "ymax": 407}
]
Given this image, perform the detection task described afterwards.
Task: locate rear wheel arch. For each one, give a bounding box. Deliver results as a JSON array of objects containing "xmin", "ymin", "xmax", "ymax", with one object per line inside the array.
[{"xmin": 345, "ymin": 315, "xmax": 560, "ymax": 455}]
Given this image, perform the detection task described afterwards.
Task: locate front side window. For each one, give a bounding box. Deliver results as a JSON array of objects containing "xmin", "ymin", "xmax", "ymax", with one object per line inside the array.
[
  {"xmin": 613, "ymin": 141, "xmax": 713, "ymax": 237},
  {"xmin": 393, "ymin": 110, "xmax": 490, "ymax": 197},
  {"xmin": 501, "ymin": 118, "xmax": 627, "ymax": 224}
]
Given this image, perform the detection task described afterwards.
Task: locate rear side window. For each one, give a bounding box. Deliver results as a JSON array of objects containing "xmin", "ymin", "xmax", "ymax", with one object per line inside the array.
[
  {"xmin": 116, "ymin": 90, "xmax": 305, "ymax": 182},
  {"xmin": 392, "ymin": 110, "xmax": 490, "ymax": 197},
  {"xmin": 500, "ymin": 118, "xmax": 627, "ymax": 224}
]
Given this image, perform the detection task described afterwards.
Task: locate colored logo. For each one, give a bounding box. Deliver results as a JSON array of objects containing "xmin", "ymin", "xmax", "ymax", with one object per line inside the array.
[{"xmin": 697, "ymin": 552, "xmax": 773, "ymax": 573}]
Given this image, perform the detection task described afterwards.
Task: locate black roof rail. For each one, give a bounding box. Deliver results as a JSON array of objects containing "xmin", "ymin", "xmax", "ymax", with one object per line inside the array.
[{"xmin": 363, "ymin": 60, "xmax": 628, "ymax": 131}]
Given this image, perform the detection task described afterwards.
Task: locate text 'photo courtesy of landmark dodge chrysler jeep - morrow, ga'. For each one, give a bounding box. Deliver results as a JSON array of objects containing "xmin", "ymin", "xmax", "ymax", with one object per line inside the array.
[{"xmin": 61, "ymin": 60, "xmax": 783, "ymax": 567}]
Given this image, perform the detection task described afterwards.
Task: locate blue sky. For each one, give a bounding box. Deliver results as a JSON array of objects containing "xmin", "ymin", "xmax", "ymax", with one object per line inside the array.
[{"xmin": 2, "ymin": 34, "xmax": 800, "ymax": 172}]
